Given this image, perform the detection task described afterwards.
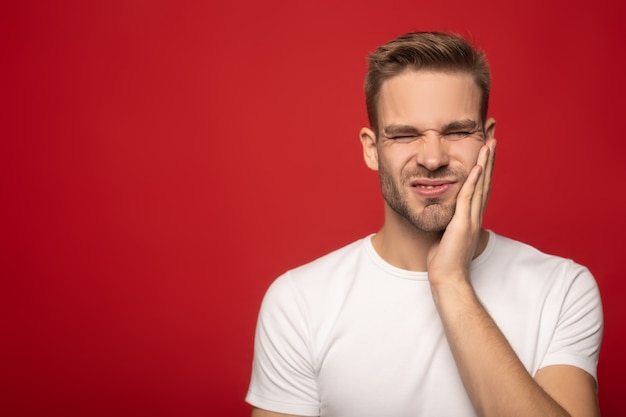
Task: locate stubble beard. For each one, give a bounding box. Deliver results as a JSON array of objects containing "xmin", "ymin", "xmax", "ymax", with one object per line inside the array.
[{"xmin": 378, "ymin": 162, "xmax": 466, "ymax": 233}]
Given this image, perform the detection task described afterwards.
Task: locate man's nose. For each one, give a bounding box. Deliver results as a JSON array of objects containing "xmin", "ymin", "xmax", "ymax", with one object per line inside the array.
[{"xmin": 416, "ymin": 134, "xmax": 450, "ymax": 171}]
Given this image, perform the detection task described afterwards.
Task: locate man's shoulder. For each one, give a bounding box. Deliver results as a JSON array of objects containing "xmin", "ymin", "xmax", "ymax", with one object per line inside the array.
[
  {"xmin": 490, "ymin": 231, "xmax": 574, "ymax": 261},
  {"xmin": 266, "ymin": 236, "xmax": 371, "ymax": 300},
  {"xmin": 294, "ymin": 236, "xmax": 368, "ymax": 267},
  {"xmin": 288, "ymin": 236, "xmax": 370, "ymax": 281},
  {"xmin": 485, "ymin": 231, "xmax": 592, "ymax": 281}
]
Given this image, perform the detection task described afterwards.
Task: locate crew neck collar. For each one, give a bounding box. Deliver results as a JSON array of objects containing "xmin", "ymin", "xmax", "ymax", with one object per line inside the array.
[{"xmin": 363, "ymin": 230, "xmax": 495, "ymax": 281}]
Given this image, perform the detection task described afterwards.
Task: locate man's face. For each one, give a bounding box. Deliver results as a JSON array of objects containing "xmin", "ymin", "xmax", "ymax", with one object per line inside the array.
[{"xmin": 362, "ymin": 70, "xmax": 494, "ymax": 233}]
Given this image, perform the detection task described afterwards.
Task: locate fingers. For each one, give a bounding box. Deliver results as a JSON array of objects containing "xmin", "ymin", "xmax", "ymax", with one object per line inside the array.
[
  {"xmin": 481, "ymin": 138, "xmax": 497, "ymax": 210},
  {"xmin": 474, "ymin": 139, "xmax": 496, "ymax": 220},
  {"xmin": 454, "ymin": 154, "xmax": 484, "ymax": 223},
  {"xmin": 470, "ymin": 144, "xmax": 490, "ymax": 223},
  {"xmin": 453, "ymin": 139, "xmax": 496, "ymax": 227}
]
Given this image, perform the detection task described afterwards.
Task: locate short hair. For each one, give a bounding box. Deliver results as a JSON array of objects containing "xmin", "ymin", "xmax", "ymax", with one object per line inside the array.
[{"xmin": 364, "ymin": 32, "xmax": 491, "ymax": 135}]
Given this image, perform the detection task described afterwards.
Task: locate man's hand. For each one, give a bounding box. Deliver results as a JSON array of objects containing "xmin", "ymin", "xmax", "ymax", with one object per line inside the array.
[{"xmin": 427, "ymin": 138, "xmax": 496, "ymax": 286}]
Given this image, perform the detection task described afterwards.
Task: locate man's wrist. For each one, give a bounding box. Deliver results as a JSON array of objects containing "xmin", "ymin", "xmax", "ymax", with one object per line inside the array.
[{"xmin": 429, "ymin": 272, "xmax": 475, "ymax": 306}]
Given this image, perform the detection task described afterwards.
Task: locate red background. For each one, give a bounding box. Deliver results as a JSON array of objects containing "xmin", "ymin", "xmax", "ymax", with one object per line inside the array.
[{"xmin": 2, "ymin": 1, "xmax": 625, "ymax": 416}]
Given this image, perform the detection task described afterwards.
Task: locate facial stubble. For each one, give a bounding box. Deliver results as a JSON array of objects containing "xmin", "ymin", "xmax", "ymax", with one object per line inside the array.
[{"xmin": 378, "ymin": 160, "xmax": 468, "ymax": 233}]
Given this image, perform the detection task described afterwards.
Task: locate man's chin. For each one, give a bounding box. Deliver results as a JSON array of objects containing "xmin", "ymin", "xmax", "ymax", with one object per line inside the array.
[
  {"xmin": 410, "ymin": 206, "xmax": 454, "ymax": 233},
  {"xmin": 411, "ymin": 222, "xmax": 448, "ymax": 234}
]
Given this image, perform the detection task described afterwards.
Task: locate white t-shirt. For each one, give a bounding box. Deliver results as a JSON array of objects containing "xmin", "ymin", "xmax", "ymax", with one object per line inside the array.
[{"xmin": 246, "ymin": 232, "xmax": 603, "ymax": 416}]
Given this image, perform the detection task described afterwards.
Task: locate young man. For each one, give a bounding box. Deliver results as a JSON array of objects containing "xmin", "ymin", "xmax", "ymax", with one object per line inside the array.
[{"xmin": 246, "ymin": 32, "xmax": 603, "ymax": 417}]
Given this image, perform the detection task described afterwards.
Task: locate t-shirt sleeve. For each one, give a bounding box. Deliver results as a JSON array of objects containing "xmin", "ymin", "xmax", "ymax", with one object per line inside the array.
[
  {"xmin": 540, "ymin": 264, "xmax": 603, "ymax": 382},
  {"xmin": 246, "ymin": 272, "xmax": 320, "ymax": 416}
]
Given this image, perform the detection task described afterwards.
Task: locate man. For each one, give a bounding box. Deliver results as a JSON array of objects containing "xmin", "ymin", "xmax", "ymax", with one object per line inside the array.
[{"xmin": 246, "ymin": 32, "xmax": 603, "ymax": 417}]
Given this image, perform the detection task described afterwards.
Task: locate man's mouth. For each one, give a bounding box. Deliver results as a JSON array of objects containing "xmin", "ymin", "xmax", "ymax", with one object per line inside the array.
[
  {"xmin": 410, "ymin": 179, "xmax": 454, "ymax": 187},
  {"xmin": 410, "ymin": 180, "xmax": 455, "ymax": 197},
  {"xmin": 415, "ymin": 184, "xmax": 445, "ymax": 188}
]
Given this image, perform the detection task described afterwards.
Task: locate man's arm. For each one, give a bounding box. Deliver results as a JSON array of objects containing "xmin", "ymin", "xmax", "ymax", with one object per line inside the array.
[
  {"xmin": 430, "ymin": 273, "xmax": 599, "ymax": 417},
  {"xmin": 536, "ymin": 365, "xmax": 600, "ymax": 416},
  {"xmin": 427, "ymin": 139, "xmax": 600, "ymax": 417}
]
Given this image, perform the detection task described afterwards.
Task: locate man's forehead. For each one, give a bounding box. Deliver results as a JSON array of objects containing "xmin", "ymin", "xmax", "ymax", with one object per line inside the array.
[
  {"xmin": 377, "ymin": 69, "xmax": 482, "ymax": 127},
  {"xmin": 381, "ymin": 68, "xmax": 478, "ymax": 88}
]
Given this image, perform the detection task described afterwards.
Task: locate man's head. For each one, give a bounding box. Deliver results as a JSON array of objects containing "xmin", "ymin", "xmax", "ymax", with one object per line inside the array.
[
  {"xmin": 364, "ymin": 32, "xmax": 491, "ymax": 137},
  {"xmin": 360, "ymin": 32, "xmax": 496, "ymax": 233}
]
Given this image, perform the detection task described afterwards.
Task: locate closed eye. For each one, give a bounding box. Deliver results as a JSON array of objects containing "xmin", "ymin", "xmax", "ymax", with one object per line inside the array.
[
  {"xmin": 387, "ymin": 135, "xmax": 419, "ymax": 143},
  {"xmin": 443, "ymin": 131, "xmax": 475, "ymax": 140}
]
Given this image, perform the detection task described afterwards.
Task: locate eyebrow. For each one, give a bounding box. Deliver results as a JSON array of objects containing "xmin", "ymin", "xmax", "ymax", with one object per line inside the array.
[
  {"xmin": 441, "ymin": 119, "xmax": 481, "ymax": 132},
  {"xmin": 382, "ymin": 125, "xmax": 420, "ymax": 137}
]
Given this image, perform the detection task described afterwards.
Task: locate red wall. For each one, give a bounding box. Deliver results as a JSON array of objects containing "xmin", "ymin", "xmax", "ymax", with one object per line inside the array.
[{"xmin": 2, "ymin": 1, "xmax": 625, "ymax": 415}]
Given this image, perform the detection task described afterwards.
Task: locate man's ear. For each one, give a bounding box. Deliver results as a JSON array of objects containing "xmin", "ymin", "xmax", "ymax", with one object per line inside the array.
[
  {"xmin": 360, "ymin": 127, "xmax": 379, "ymax": 171},
  {"xmin": 484, "ymin": 117, "xmax": 496, "ymax": 139}
]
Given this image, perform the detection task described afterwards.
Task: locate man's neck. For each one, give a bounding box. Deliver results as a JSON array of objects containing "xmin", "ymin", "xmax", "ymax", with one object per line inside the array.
[{"xmin": 371, "ymin": 213, "xmax": 490, "ymax": 273}]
